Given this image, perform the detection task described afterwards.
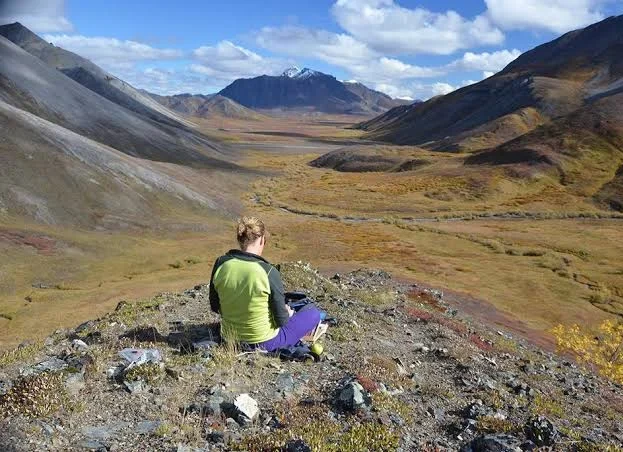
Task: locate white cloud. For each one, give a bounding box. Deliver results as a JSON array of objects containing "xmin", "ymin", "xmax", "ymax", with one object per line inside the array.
[
  {"xmin": 331, "ymin": 0, "xmax": 504, "ymax": 55},
  {"xmin": 42, "ymin": 34, "xmax": 183, "ymax": 68},
  {"xmin": 0, "ymin": 0, "xmax": 72, "ymax": 32},
  {"xmin": 255, "ymin": 25, "xmax": 442, "ymax": 88},
  {"xmin": 485, "ymin": 0, "xmax": 609, "ymax": 33},
  {"xmin": 112, "ymin": 66, "xmax": 214, "ymax": 96},
  {"xmin": 192, "ymin": 40, "xmax": 286, "ymax": 82},
  {"xmin": 448, "ymin": 49, "xmax": 522, "ymax": 72},
  {"xmin": 255, "ymin": 26, "xmax": 377, "ymax": 66},
  {"xmin": 432, "ymin": 82, "xmax": 456, "ymax": 96}
]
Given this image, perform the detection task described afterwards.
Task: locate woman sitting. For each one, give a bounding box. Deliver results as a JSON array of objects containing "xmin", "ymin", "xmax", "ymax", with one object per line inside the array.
[{"xmin": 209, "ymin": 216, "xmax": 321, "ymax": 351}]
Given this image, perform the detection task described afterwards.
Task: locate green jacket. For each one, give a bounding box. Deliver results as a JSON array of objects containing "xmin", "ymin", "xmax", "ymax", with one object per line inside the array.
[{"xmin": 209, "ymin": 249, "xmax": 288, "ymax": 344}]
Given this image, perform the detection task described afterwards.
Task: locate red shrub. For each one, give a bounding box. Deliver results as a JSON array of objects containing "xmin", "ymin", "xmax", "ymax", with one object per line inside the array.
[
  {"xmin": 469, "ymin": 334, "xmax": 494, "ymax": 352},
  {"xmin": 404, "ymin": 307, "xmax": 434, "ymax": 322},
  {"xmin": 436, "ymin": 317, "xmax": 469, "ymax": 336},
  {"xmin": 356, "ymin": 375, "xmax": 379, "ymax": 393}
]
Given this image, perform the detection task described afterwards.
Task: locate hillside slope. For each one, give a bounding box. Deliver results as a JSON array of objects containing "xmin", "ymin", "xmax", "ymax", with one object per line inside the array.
[
  {"xmin": 0, "ymin": 263, "xmax": 621, "ymax": 450},
  {"xmin": 465, "ymin": 92, "xmax": 623, "ymax": 211},
  {"xmin": 0, "ymin": 34, "xmax": 231, "ymax": 167},
  {"xmin": 359, "ymin": 15, "xmax": 623, "ymax": 150},
  {"xmin": 149, "ymin": 93, "xmax": 266, "ymax": 120},
  {"xmin": 0, "ymin": 99, "xmax": 237, "ymax": 228},
  {"xmin": 0, "ymin": 22, "xmax": 193, "ymax": 129}
]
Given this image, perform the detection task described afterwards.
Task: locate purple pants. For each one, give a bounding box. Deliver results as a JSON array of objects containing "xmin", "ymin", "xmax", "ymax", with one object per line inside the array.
[{"xmin": 256, "ymin": 304, "xmax": 321, "ymax": 352}]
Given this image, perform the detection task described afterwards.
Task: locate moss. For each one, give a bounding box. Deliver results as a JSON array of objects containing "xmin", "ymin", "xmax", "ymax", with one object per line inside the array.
[{"xmin": 0, "ymin": 371, "xmax": 69, "ymax": 418}]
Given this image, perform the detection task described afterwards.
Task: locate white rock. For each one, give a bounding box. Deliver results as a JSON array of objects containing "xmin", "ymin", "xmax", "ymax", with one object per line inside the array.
[{"xmin": 234, "ymin": 393, "xmax": 259, "ymax": 423}]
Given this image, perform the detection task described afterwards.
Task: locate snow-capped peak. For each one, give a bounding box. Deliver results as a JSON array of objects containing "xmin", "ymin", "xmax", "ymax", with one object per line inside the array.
[
  {"xmin": 282, "ymin": 67, "xmax": 320, "ymax": 79},
  {"xmin": 282, "ymin": 67, "xmax": 302, "ymax": 78}
]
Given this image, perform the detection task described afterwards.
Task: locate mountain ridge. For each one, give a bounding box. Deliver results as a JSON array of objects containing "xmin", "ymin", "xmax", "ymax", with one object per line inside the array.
[{"xmin": 219, "ymin": 68, "xmax": 410, "ymax": 114}]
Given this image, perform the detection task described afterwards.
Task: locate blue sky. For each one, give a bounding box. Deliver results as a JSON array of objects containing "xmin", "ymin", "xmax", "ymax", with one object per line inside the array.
[{"xmin": 2, "ymin": 0, "xmax": 622, "ymax": 99}]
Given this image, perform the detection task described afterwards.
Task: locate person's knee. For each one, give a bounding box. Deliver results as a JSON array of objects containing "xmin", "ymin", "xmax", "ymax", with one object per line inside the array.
[{"xmin": 308, "ymin": 307, "xmax": 321, "ymax": 325}]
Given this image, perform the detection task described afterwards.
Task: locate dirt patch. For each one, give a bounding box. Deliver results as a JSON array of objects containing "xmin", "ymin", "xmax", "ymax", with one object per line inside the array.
[{"xmin": 0, "ymin": 229, "xmax": 56, "ymax": 255}]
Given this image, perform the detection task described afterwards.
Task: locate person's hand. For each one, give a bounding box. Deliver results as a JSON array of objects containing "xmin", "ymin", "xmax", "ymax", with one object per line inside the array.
[{"xmin": 286, "ymin": 305, "xmax": 295, "ymax": 317}]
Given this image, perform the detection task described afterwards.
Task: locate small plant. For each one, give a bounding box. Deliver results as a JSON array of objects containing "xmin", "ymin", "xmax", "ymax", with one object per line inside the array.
[
  {"xmin": 372, "ymin": 392, "xmax": 412, "ymax": 421},
  {"xmin": 0, "ymin": 371, "xmax": 69, "ymax": 418},
  {"xmin": 531, "ymin": 394, "xmax": 565, "ymax": 418},
  {"xmin": 477, "ymin": 415, "xmax": 517, "ymax": 433},
  {"xmin": 124, "ymin": 363, "xmax": 165, "ymax": 385}
]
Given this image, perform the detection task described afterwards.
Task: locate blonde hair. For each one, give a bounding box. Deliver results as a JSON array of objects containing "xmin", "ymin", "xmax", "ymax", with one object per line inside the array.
[{"xmin": 236, "ymin": 216, "xmax": 266, "ymax": 249}]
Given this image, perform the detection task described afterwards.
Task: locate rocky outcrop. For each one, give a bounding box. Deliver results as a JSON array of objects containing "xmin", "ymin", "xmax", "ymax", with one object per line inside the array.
[{"xmin": 1, "ymin": 263, "xmax": 621, "ymax": 450}]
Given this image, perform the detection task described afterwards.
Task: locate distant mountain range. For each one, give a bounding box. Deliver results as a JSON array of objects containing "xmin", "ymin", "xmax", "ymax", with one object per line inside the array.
[
  {"xmin": 0, "ymin": 22, "xmax": 243, "ymax": 228},
  {"xmin": 146, "ymin": 92, "xmax": 266, "ymax": 121},
  {"xmin": 218, "ymin": 67, "xmax": 411, "ymax": 114}
]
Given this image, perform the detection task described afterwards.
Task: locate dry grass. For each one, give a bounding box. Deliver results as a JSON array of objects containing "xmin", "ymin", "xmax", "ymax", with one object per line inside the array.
[{"xmin": 2, "ymin": 112, "xmax": 622, "ymax": 351}]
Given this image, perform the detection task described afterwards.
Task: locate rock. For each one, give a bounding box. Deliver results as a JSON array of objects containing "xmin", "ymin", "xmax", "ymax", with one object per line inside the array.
[
  {"xmin": 460, "ymin": 434, "xmax": 523, "ymax": 451},
  {"xmin": 0, "ymin": 379, "xmax": 12, "ymax": 396},
  {"xmin": 64, "ymin": 372, "xmax": 85, "ymax": 395},
  {"xmin": 275, "ymin": 372, "xmax": 295, "ymax": 395},
  {"xmin": 525, "ymin": 416, "xmax": 558, "ymax": 447},
  {"xmin": 82, "ymin": 422, "xmax": 129, "ymax": 441},
  {"xmin": 22, "ymin": 357, "xmax": 68, "ymax": 376},
  {"xmin": 118, "ymin": 348, "xmax": 162, "ymax": 366},
  {"xmin": 285, "ymin": 439, "xmax": 312, "ymax": 452},
  {"xmin": 71, "ymin": 339, "xmax": 89, "ymax": 350},
  {"xmin": 233, "ymin": 393, "xmax": 259, "ymax": 425},
  {"xmin": 205, "ymin": 430, "xmax": 225, "ymax": 443},
  {"xmin": 136, "ymin": 420, "xmax": 162, "ymax": 435},
  {"xmin": 414, "ymin": 343, "xmax": 430, "ymax": 353},
  {"xmin": 107, "ymin": 365, "xmax": 124, "ymax": 380},
  {"xmin": 192, "ymin": 339, "xmax": 218, "ymax": 352},
  {"xmin": 225, "ymin": 417, "xmax": 240, "ymax": 430},
  {"xmin": 78, "ymin": 439, "xmax": 108, "ymax": 451},
  {"xmin": 337, "ymin": 381, "xmax": 371, "ymax": 412},
  {"xmin": 124, "ymin": 379, "xmax": 147, "ymax": 394},
  {"xmin": 427, "ymin": 406, "xmax": 445, "ymax": 421}
]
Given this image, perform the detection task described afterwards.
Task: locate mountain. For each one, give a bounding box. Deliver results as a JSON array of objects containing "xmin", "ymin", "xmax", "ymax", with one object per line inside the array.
[
  {"xmin": 0, "ymin": 24, "xmax": 244, "ymax": 228},
  {"xmin": 0, "ymin": 22, "xmax": 193, "ymax": 129},
  {"xmin": 147, "ymin": 93, "xmax": 266, "ymax": 120},
  {"xmin": 219, "ymin": 67, "xmax": 409, "ymax": 114},
  {"xmin": 0, "ymin": 27, "xmax": 230, "ymax": 167},
  {"xmin": 358, "ymin": 15, "xmax": 623, "ymax": 151}
]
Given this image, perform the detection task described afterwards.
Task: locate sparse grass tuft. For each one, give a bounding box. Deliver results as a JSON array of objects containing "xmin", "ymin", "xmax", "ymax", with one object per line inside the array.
[
  {"xmin": 0, "ymin": 341, "xmax": 43, "ymax": 368},
  {"xmin": 351, "ymin": 288, "xmax": 395, "ymax": 307},
  {"xmin": 476, "ymin": 415, "xmax": 518, "ymax": 433},
  {"xmin": 531, "ymin": 394, "xmax": 565, "ymax": 418}
]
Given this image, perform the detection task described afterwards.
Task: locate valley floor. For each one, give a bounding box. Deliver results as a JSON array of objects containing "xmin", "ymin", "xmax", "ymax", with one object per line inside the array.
[{"xmin": 1, "ymin": 113, "xmax": 622, "ymax": 350}]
